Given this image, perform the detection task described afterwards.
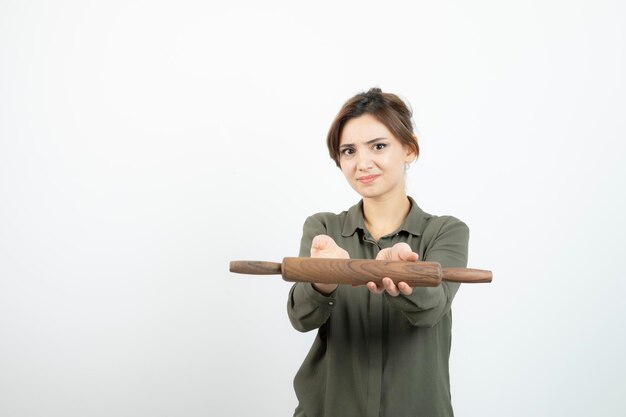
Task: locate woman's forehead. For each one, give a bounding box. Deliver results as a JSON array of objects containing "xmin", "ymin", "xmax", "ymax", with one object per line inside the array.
[{"xmin": 340, "ymin": 114, "xmax": 394, "ymax": 145}]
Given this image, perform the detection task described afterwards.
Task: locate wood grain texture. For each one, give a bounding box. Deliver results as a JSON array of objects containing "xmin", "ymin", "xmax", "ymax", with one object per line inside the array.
[
  {"xmin": 229, "ymin": 260, "xmax": 282, "ymax": 275},
  {"xmin": 442, "ymin": 267, "xmax": 493, "ymax": 283},
  {"xmin": 281, "ymin": 257, "xmax": 443, "ymax": 287},
  {"xmin": 229, "ymin": 258, "xmax": 493, "ymax": 286}
]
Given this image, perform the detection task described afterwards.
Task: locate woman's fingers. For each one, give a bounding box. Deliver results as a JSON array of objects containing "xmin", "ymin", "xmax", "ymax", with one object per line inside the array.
[
  {"xmin": 375, "ymin": 247, "xmax": 391, "ymax": 260},
  {"xmin": 397, "ymin": 281, "xmax": 413, "ymax": 296},
  {"xmin": 378, "ymin": 244, "xmax": 419, "ymax": 262},
  {"xmin": 350, "ymin": 242, "xmax": 420, "ymax": 262},
  {"xmin": 311, "ymin": 235, "xmax": 333, "ymax": 253},
  {"xmin": 367, "ymin": 278, "xmax": 401, "ymax": 297},
  {"xmin": 316, "ymin": 239, "xmax": 416, "ymax": 293},
  {"xmin": 366, "ymin": 281, "xmax": 384, "ymax": 294},
  {"xmin": 392, "ymin": 243, "xmax": 419, "ymax": 262},
  {"xmin": 399, "ymin": 250, "xmax": 419, "ymax": 262},
  {"xmin": 366, "ymin": 278, "xmax": 413, "ymax": 297},
  {"xmin": 382, "ymin": 277, "xmax": 400, "ymax": 296},
  {"xmin": 311, "ymin": 235, "xmax": 349, "ymax": 259}
]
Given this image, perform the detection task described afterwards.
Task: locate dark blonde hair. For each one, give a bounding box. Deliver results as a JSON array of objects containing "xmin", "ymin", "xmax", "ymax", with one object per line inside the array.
[{"xmin": 326, "ymin": 87, "xmax": 420, "ymax": 167}]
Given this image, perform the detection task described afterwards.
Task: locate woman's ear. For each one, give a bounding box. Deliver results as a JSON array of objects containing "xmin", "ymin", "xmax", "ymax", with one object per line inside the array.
[
  {"xmin": 407, "ymin": 134, "xmax": 419, "ymax": 163},
  {"xmin": 404, "ymin": 138, "xmax": 418, "ymax": 163}
]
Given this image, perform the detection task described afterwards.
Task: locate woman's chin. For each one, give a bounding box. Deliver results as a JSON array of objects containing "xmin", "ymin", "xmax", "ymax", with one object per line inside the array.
[{"xmin": 352, "ymin": 186, "xmax": 383, "ymax": 199}]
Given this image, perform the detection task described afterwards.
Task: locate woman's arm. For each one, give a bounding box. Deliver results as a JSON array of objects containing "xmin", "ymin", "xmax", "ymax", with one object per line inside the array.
[
  {"xmin": 287, "ymin": 215, "xmax": 348, "ymax": 332},
  {"xmin": 383, "ymin": 216, "xmax": 470, "ymax": 327}
]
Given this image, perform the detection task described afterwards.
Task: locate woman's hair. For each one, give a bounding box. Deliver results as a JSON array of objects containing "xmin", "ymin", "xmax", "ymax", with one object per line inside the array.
[{"xmin": 326, "ymin": 87, "xmax": 420, "ymax": 167}]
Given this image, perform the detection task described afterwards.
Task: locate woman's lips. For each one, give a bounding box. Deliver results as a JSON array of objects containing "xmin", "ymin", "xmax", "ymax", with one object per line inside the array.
[{"xmin": 357, "ymin": 174, "xmax": 380, "ymax": 184}]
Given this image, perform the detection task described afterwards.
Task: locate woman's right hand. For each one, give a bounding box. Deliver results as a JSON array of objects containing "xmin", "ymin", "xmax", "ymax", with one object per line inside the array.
[{"xmin": 310, "ymin": 234, "xmax": 349, "ymax": 295}]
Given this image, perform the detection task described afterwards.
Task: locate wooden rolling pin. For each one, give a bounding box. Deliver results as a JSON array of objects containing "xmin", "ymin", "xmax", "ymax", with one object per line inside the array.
[{"xmin": 229, "ymin": 258, "xmax": 492, "ymax": 287}]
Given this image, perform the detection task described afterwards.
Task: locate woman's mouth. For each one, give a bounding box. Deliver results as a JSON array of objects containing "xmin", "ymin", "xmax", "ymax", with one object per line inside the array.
[{"xmin": 357, "ymin": 174, "xmax": 380, "ymax": 184}]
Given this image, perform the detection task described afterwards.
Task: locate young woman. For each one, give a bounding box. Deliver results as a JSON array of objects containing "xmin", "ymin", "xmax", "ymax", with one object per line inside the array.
[{"xmin": 287, "ymin": 88, "xmax": 470, "ymax": 417}]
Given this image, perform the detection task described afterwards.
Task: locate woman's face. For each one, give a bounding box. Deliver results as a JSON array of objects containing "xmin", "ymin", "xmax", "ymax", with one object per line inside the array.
[{"xmin": 338, "ymin": 114, "xmax": 416, "ymax": 200}]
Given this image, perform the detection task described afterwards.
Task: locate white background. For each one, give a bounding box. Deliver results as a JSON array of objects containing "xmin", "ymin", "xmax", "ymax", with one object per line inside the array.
[{"xmin": 1, "ymin": 1, "xmax": 625, "ymax": 416}]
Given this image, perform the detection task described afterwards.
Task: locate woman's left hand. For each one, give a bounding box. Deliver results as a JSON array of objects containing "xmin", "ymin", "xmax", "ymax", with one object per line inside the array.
[{"xmin": 366, "ymin": 242, "xmax": 419, "ymax": 296}]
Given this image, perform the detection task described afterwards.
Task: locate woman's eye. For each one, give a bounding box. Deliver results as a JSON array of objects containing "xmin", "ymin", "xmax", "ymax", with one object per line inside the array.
[
  {"xmin": 341, "ymin": 148, "xmax": 355, "ymax": 156},
  {"xmin": 374, "ymin": 143, "xmax": 387, "ymax": 151}
]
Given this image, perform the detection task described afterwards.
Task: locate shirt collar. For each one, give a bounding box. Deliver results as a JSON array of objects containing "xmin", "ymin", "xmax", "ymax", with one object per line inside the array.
[{"xmin": 341, "ymin": 196, "xmax": 428, "ymax": 237}]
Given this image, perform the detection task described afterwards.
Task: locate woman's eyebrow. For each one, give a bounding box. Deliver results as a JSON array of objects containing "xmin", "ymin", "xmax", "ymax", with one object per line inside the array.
[{"xmin": 340, "ymin": 137, "xmax": 388, "ymax": 148}]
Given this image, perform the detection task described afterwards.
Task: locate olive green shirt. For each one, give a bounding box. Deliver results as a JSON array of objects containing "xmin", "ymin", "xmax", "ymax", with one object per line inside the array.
[{"xmin": 287, "ymin": 196, "xmax": 469, "ymax": 417}]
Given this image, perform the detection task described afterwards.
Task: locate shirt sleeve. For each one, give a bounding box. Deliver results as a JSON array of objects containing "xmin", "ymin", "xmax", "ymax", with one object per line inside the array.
[
  {"xmin": 384, "ymin": 216, "xmax": 469, "ymax": 327},
  {"xmin": 287, "ymin": 215, "xmax": 337, "ymax": 332}
]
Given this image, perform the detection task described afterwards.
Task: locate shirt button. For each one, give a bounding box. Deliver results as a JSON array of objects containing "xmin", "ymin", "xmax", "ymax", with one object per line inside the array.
[{"xmin": 328, "ymin": 301, "xmax": 334, "ymax": 306}]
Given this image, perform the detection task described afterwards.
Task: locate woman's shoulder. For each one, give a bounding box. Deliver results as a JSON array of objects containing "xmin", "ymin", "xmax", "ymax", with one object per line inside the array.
[
  {"xmin": 420, "ymin": 212, "xmax": 470, "ymax": 244},
  {"xmin": 407, "ymin": 196, "xmax": 469, "ymax": 236},
  {"xmin": 305, "ymin": 209, "xmax": 349, "ymax": 220},
  {"xmin": 302, "ymin": 210, "xmax": 349, "ymax": 231},
  {"xmin": 303, "ymin": 199, "xmax": 360, "ymax": 227},
  {"xmin": 424, "ymin": 213, "xmax": 468, "ymax": 228}
]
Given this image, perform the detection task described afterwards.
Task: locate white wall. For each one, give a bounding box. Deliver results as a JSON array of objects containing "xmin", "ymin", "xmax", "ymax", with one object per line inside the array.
[{"xmin": 1, "ymin": 1, "xmax": 624, "ymax": 416}]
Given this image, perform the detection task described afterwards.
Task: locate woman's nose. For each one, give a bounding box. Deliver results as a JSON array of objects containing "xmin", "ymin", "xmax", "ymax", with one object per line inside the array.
[{"xmin": 356, "ymin": 154, "xmax": 374, "ymax": 171}]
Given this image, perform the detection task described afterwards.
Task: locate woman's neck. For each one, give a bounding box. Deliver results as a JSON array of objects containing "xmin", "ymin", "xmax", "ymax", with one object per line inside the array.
[{"xmin": 362, "ymin": 191, "xmax": 411, "ymax": 241}]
